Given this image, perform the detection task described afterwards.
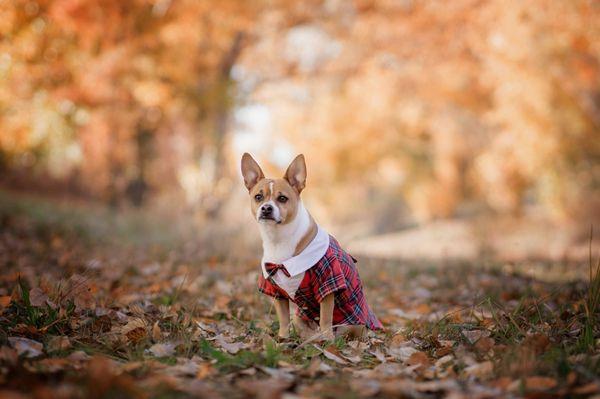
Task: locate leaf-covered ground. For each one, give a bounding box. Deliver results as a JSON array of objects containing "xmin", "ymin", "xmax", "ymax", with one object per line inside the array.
[{"xmin": 0, "ymin": 191, "xmax": 599, "ymax": 399}]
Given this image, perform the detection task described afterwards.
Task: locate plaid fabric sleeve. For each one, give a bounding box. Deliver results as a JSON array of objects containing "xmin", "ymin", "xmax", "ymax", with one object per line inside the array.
[
  {"xmin": 314, "ymin": 257, "xmax": 348, "ymax": 303},
  {"xmin": 258, "ymin": 275, "xmax": 287, "ymax": 299}
]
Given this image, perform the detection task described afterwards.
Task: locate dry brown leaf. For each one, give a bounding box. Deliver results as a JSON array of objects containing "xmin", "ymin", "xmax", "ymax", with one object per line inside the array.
[
  {"xmin": 463, "ymin": 361, "xmax": 493, "ymax": 379},
  {"xmin": 524, "ymin": 376, "xmax": 558, "ymax": 391},
  {"xmin": 148, "ymin": 343, "xmax": 176, "ymax": 357},
  {"xmin": 349, "ymin": 378, "xmax": 380, "ymax": 397},
  {"xmin": 474, "ymin": 337, "xmax": 495, "ymax": 353},
  {"xmin": 152, "ymin": 321, "xmax": 162, "ymax": 342},
  {"xmin": 341, "ymin": 351, "xmax": 362, "ymax": 364},
  {"xmin": 0, "ymin": 296, "xmax": 11, "ymax": 310},
  {"xmin": 462, "ymin": 329, "xmax": 490, "ymax": 344},
  {"xmin": 29, "ymin": 287, "xmax": 50, "ymax": 307},
  {"xmin": 389, "ymin": 345, "xmax": 418, "ymax": 361},
  {"xmin": 490, "ymin": 377, "xmax": 513, "ymax": 391},
  {"xmin": 237, "ymin": 378, "xmax": 293, "ymax": 399},
  {"xmin": 322, "ymin": 345, "xmax": 348, "ymax": 365},
  {"xmin": 196, "ymin": 363, "xmax": 216, "ymax": 379},
  {"xmin": 390, "ymin": 333, "xmax": 407, "ymax": 347},
  {"xmin": 67, "ymin": 274, "xmax": 95, "ymax": 310},
  {"xmin": 213, "ymin": 334, "xmax": 247, "ymax": 354},
  {"xmin": 406, "ymin": 351, "xmax": 430, "ymax": 368},
  {"xmin": 523, "ymin": 333, "xmax": 550, "ymax": 354},
  {"xmin": 415, "ymin": 303, "xmax": 431, "ymax": 314},
  {"xmin": 28, "ymin": 357, "xmax": 69, "ymax": 373},
  {"xmin": 47, "ymin": 336, "xmax": 71, "ymax": 352},
  {"xmin": 126, "ymin": 327, "xmax": 147, "ymax": 344},
  {"xmin": 370, "ymin": 348, "xmax": 386, "ymax": 363},
  {"xmin": 8, "ymin": 337, "xmax": 43, "ymax": 358},
  {"xmin": 572, "ymin": 382, "xmax": 600, "ymax": 395},
  {"xmin": 67, "ymin": 351, "xmax": 91, "ymax": 362},
  {"xmin": 0, "ymin": 346, "xmax": 18, "ymax": 366},
  {"xmin": 434, "ymin": 354, "xmax": 454, "ymax": 370}
]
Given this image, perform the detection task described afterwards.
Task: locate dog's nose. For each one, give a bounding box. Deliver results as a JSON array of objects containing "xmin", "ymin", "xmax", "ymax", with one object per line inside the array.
[{"xmin": 261, "ymin": 204, "xmax": 273, "ymax": 215}]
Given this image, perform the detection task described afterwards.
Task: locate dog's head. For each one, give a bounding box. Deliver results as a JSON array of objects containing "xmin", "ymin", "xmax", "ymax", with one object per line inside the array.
[{"xmin": 240, "ymin": 153, "xmax": 307, "ymax": 225}]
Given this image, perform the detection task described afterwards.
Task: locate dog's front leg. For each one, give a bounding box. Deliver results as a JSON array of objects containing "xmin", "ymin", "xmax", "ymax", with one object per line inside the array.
[
  {"xmin": 274, "ymin": 298, "xmax": 290, "ymax": 338},
  {"xmin": 319, "ymin": 293, "xmax": 335, "ymax": 340}
]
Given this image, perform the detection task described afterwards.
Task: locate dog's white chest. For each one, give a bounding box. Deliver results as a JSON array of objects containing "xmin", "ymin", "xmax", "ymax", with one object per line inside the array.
[{"xmin": 271, "ymin": 271, "xmax": 305, "ymax": 299}]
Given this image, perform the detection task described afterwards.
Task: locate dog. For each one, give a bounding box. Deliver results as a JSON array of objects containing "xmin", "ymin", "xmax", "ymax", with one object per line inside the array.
[{"xmin": 241, "ymin": 153, "xmax": 382, "ymax": 340}]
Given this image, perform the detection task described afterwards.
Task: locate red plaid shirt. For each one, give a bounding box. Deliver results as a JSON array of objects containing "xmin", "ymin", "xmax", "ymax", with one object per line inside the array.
[{"xmin": 258, "ymin": 235, "xmax": 382, "ymax": 330}]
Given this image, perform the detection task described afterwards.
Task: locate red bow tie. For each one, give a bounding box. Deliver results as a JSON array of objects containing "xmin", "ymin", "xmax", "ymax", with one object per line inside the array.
[{"xmin": 265, "ymin": 262, "xmax": 290, "ymax": 278}]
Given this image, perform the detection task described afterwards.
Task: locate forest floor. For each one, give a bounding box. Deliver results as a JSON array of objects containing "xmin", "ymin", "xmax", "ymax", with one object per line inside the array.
[{"xmin": 0, "ymin": 189, "xmax": 599, "ymax": 399}]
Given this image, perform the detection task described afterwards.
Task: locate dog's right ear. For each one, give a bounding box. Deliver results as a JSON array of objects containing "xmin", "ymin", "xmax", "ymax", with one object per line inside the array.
[{"xmin": 241, "ymin": 153, "xmax": 265, "ymax": 191}]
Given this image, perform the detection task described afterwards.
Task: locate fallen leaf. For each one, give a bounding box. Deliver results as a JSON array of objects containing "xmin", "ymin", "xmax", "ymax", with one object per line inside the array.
[
  {"xmin": 434, "ymin": 354, "xmax": 454, "ymax": 369},
  {"xmin": 341, "ymin": 350, "xmax": 362, "ymax": 364},
  {"xmin": 370, "ymin": 348, "xmax": 386, "ymax": 363},
  {"xmin": 165, "ymin": 359, "xmax": 200, "ymax": 377},
  {"xmin": 66, "ymin": 274, "xmax": 95, "ymax": 310},
  {"xmin": 0, "ymin": 296, "xmax": 12, "ymax": 310},
  {"xmin": 152, "ymin": 321, "xmax": 162, "ymax": 341},
  {"xmin": 390, "ymin": 332, "xmax": 407, "ymax": 347},
  {"xmin": 464, "ymin": 361, "xmax": 493, "ymax": 379},
  {"xmin": 8, "ymin": 337, "xmax": 43, "ymax": 358},
  {"xmin": 523, "ymin": 333, "xmax": 550, "ymax": 354},
  {"xmin": 0, "ymin": 346, "xmax": 18, "ymax": 365},
  {"xmin": 67, "ymin": 351, "xmax": 91, "ymax": 362},
  {"xmin": 196, "ymin": 363, "xmax": 216, "ymax": 379},
  {"xmin": 524, "ymin": 376, "xmax": 557, "ymax": 391},
  {"xmin": 406, "ymin": 351, "xmax": 430, "ymax": 369},
  {"xmin": 29, "ymin": 287, "xmax": 50, "ymax": 307},
  {"xmin": 237, "ymin": 377, "xmax": 293, "ymax": 399},
  {"xmin": 490, "ymin": 377, "xmax": 513, "ymax": 390},
  {"xmin": 148, "ymin": 343, "xmax": 176, "ymax": 357},
  {"xmin": 214, "ymin": 334, "xmax": 247, "ymax": 354},
  {"xmin": 389, "ymin": 345, "xmax": 418, "ymax": 361},
  {"xmin": 322, "ymin": 345, "xmax": 348, "ymax": 365},
  {"xmin": 474, "ymin": 337, "xmax": 495, "ymax": 353},
  {"xmin": 27, "ymin": 358, "xmax": 69, "ymax": 373},
  {"xmin": 126, "ymin": 327, "xmax": 147, "ymax": 344},
  {"xmin": 349, "ymin": 378, "xmax": 380, "ymax": 397},
  {"xmin": 462, "ymin": 329, "xmax": 490, "ymax": 344},
  {"xmin": 572, "ymin": 382, "xmax": 600, "ymax": 395},
  {"xmin": 415, "ymin": 303, "xmax": 431, "ymax": 314},
  {"xmin": 47, "ymin": 336, "xmax": 71, "ymax": 352}
]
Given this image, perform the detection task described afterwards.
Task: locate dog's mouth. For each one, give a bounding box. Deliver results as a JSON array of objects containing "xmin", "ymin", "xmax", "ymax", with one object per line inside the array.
[{"xmin": 258, "ymin": 215, "xmax": 282, "ymax": 224}]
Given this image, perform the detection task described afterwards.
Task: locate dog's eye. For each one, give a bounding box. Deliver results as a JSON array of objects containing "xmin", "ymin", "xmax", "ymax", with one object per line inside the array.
[
  {"xmin": 254, "ymin": 194, "xmax": 263, "ymax": 202},
  {"xmin": 277, "ymin": 195, "xmax": 288, "ymax": 203}
]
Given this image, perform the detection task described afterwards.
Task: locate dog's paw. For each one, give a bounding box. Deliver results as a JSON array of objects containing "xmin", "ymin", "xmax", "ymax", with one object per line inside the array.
[
  {"xmin": 277, "ymin": 330, "xmax": 290, "ymax": 340},
  {"xmin": 316, "ymin": 329, "xmax": 335, "ymax": 342}
]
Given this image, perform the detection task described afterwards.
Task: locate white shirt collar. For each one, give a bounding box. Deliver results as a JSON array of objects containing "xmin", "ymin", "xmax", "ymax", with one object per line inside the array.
[{"xmin": 261, "ymin": 226, "xmax": 330, "ymax": 278}]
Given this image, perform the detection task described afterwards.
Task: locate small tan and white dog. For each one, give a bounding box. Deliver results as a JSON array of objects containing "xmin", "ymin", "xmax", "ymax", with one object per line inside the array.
[{"xmin": 241, "ymin": 153, "xmax": 382, "ymax": 340}]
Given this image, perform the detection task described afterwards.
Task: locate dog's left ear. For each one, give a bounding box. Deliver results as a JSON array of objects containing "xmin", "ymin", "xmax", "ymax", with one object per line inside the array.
[{"xmin": 284, "ymin": 154, "xmax": 307, "ymax": 194}]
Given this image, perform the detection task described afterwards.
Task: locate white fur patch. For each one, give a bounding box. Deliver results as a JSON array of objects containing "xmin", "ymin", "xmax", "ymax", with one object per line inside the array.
[{"xmin": 272, "ymin": 272, "xmax": 305, "ymax": 299}]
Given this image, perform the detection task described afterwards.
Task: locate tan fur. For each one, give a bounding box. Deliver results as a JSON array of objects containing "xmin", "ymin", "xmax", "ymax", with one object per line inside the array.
[
  {"xmin": 294, "ymin": 214, "xmax": 317, "ymax": 255},
  {"xmin": 248, "ymin": 178, "xmax": 300, "ymax": 225}
]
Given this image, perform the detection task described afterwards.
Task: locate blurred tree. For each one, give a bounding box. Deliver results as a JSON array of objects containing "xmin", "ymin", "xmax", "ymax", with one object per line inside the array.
[
  {"xmin": 0, "ymin": 0, "xmax": 257, "ymax": 211},
  {"xmin": 0, "ymin": 0, "xmax": 598, "ymax": 229},
  {"xmin": 237, "ymin": 0, "xmax": 599, "ymax": 227}
]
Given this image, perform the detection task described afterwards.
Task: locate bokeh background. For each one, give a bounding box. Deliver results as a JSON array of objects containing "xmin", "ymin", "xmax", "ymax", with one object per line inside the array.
[{"xmin": 1, "ymin": 0, "xmax": 598, "ymax": 264}]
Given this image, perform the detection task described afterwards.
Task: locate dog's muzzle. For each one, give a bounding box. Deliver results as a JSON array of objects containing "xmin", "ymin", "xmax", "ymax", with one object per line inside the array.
[{"xmin": 258, "ymin": 203, "xmax": 281, "ymax": 223}]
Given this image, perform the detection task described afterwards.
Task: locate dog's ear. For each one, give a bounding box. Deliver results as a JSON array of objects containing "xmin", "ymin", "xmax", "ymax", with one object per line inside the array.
[
  {"xmin": 241, "ymin": 153, "xmax": 264, "ymax": 191},
  {"xmin": 284, "ymin": 154, "xmax": 307, "ymax": 194}
]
